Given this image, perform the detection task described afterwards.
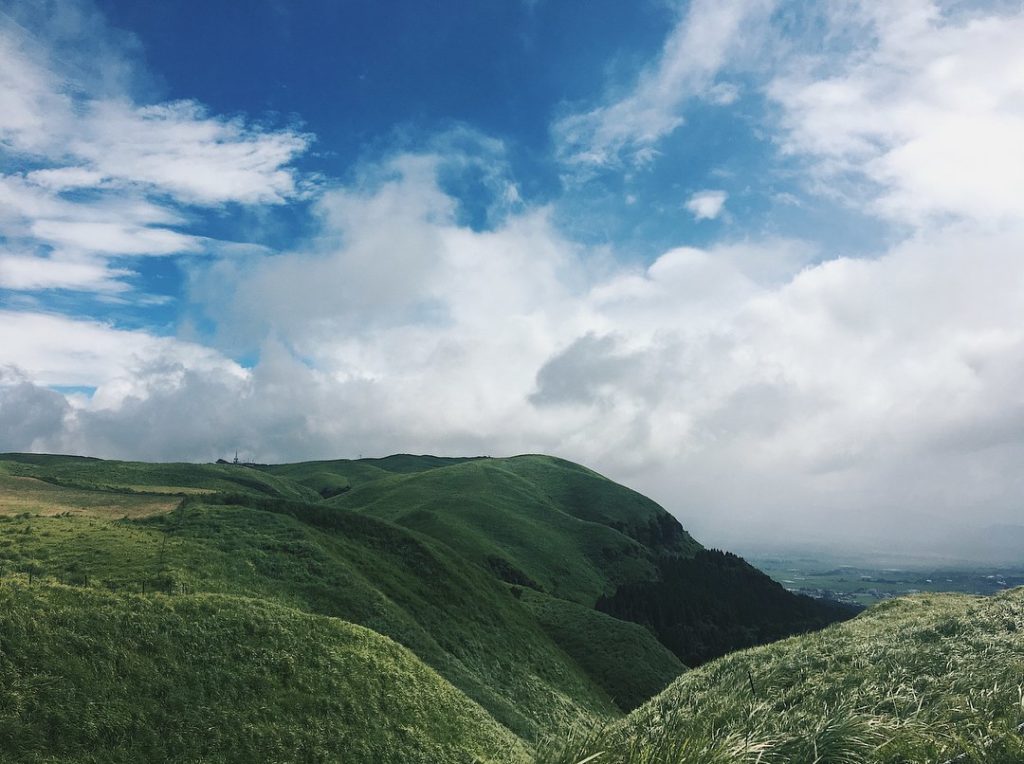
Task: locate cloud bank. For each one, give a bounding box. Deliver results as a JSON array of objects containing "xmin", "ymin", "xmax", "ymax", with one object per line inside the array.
[{"xmin": 3, "ymin": 0, "xmax": 1024, "ymax": 555}]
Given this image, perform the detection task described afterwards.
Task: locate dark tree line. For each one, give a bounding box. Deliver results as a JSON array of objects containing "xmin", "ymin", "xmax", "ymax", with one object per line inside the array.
[{"xmin": 596, "ymin": 549, "xmax": 858, "ymax": 667}]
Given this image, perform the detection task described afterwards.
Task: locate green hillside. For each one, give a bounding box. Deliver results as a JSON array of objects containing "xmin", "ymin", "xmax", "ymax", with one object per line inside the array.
[
  {"xmin": 0, "ymin": 493, "xmax": 616, "ymax": 740},
  {"xmin": 498, "ymin": 456, "xmax": 698, "ymax": 553},
  {"xmin": 0, "ymin": 583, "xmax": 526, "ymax": 764},
  {"xmin": 262, "ymin": 454, "xmax": 487, "ymax": 497},
  {"xmin": 0, "ymin": 450, "xmax": 863, "ymax": 761},
  {"xmin": 545, "ymin": 588, "xmax": 1024, "ymax": 764},
  {"xmin": 518, "ymin": 588, "xmax": 685, "ymax": 712},
  {"xmin": 329, "ymin": 456, "xmax": 699, "ymax": 604}
]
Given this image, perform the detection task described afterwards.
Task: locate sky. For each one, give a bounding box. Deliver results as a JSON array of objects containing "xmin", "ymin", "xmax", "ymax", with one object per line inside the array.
[{"xmin": 2, "ymin": 0, "xmax": 1023, "ymax": 555}]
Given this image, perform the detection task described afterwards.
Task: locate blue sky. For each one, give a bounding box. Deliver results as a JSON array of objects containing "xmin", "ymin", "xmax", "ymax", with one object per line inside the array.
[
  {"xmin": 89, "ymin": 0, "xmax": 832, "ymax": 284},
  {"xmin": 2, "ymin": 0, "xmax": 1024, "ymax": 553}
]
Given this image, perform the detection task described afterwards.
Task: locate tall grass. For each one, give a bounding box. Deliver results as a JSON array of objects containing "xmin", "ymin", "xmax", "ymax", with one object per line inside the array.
[
  {"xmin": 540, "ymin": 590, "xmax": 1024, "ymax": 763},
  {"xmin": 0, "ymin": 581, "xmax": 529, "ymax": 763}
]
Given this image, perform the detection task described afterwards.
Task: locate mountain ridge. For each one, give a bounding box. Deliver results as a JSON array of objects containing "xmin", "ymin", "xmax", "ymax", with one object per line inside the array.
[{"xmin": 0, "ymin": 450, "xmax": 856, "ymax": 760}]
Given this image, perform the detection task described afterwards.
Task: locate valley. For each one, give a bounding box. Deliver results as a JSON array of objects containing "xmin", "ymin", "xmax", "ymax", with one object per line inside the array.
[{"xmin": 750, "ymin": 554, "xmax": 1024, "ymax": 607}]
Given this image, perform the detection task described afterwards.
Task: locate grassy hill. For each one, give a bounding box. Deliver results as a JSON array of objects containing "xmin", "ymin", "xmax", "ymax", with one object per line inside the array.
[
  {"xmin": 0, "ymin": 583, "xmax": 526, "ymax": 763},
  {"xmin": 517, "ymin": 588, "xmax": 685, "ymax": 712},
  {"xmin": 328, "ymin": 455, "xmax": 700, "ymax": 604},
  {"xmin": 0, "ymin": 491, "xmax": 617, "ymax": 740},
  {"xmin": 544, "ymin": 588, "xmax": 1024, "ymax": 764},
  {"xmin": 261, "ymin": 454, "xmax": 485, "ymax": 498},
  {"xmin": 0, "ymin": 450, "xmax": 861, "ymax": 761}
]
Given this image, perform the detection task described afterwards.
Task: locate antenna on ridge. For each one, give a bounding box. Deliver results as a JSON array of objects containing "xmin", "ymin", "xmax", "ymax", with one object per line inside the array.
[{"xmin": 233, "ymin": 450, "xmax": 239, "ymax": 465}]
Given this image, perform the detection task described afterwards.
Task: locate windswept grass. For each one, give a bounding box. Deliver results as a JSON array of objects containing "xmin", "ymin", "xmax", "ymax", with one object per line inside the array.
[
  {"xmin": 540, "ymin": 589, "xmax": 1024, "ymax": 763},
  {"xmin": 0, "ymin": 496, "xmax": 618, "ymax": 741},
  {"xmin": 0, "ymin": 582, "xmax": 528, "ymax": 763},
  {"xmin": 0, "ymin": 451, "xmax": 888, "ymax": 761}
]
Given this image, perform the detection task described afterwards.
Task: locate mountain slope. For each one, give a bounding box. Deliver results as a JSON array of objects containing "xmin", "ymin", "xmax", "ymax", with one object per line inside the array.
[
  {"xmin": 0, "ymin": 583, "xmax": 527, "ymax": 764},
  {"xmin": 517, "ymin": 588, "xmax": 685, "ymax": 712},
  {"xmin": 262, "ymin": 454, "xmax": 484, "ymax": 497},
  {"xmin": 329, "ymin": 455, "xmax": 698, "ymax": 604},
  {"xmin": 0, "ymin": 493, "xmax": 617, "ymax": 740},
  {"xmin": 545, "ymin": 588, "xmax": 1024, "ymax": 764},
  {"xmin": 0, "ymin": 450, "xmax": 859, "ymax": 760},
  {"xmin": 323, "ymin": 454, "xmax": 848, "ymax": 670},
  {"xmin": 596, "ymin": 549, "xmax": 854, "ymax": 666}
]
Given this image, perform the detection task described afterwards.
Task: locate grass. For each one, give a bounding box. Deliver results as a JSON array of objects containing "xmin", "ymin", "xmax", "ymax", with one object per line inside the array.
[
  {"xmin": 330, "ymin": 457, "xmax": 689, "ymax": 605},
  {"xmin": 518, "ymin": 588, "xmax": 685, "ymax": 712},
  {"xmin": 496, "ymin": 456, "xmax": 699, "ymax": 555},
  {"xmin": 0, "ymin": 451, "xmax": 907, "ymax": 762},
  {"xmin": 0, "ymin": 453, "xmax": 320, "ymax": 502},
  {"xmin": 261, "ymin": 454, "xmax": 485, "ymax": 494},
  {"xmin": 0, "ymin": 473, "xmax": 176, "ymax": 518},
  {"xmin": 0, "ymin": 495, "xmax": 618, "ymax": 741},
  {"xmin": 0, "ymin": 582, "xmax": 528, "ymax": 763},
  {"xmin": 540, "ymin": 588, "xmax": 1024, "ymax": 763}
]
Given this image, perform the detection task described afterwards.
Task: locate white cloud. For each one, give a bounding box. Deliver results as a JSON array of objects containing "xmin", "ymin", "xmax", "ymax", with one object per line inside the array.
[
  {"xmin": 29, "ymin": 219, "xmax": 200, "ymax": 256},
  {"xmin": 2, "ymin": 156, "xmax": 1016, "ymax": 554},
  {"xmin": 0, "ymin": 19, "xmax": 311, "ymax": 208},
  {"xmin": 3, "ymin": 0, "xmax": 1024, "ymax": 560},
  {"xmin": 705, "ymin": 81, "xmax": 741, "ymax": 105},
  {"xmin": 769, "ymin": 0, "xmax": 1024, "ymax": 224},
  {"xmin": 25, "ymin": 167, "xmax": 107, "ymax": 191},
  {"xmin": 685, "ymin": 189, "xmax": 728, "ymax": 220},
  {"xmin": 0, "ymin": 5, "xmax": 310, "ymax": 293},
  {"xmin": 71, "ymin": 100, "xmax": 312, "ymax": 206},
  {"xmin": 0, "ymin": 310, "xmax": 244, "ymax": 389},
  {"xmin": 0, "ymin": 252, "xmax": 130, "ymax": 292},
  {"xmin": 553, "ymin": 0, "xmax": 774, "ymax": 167}
]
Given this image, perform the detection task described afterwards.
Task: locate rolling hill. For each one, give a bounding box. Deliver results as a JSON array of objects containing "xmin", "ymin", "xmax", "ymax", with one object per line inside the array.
[
  {"xmin": 0, "ymin": 451, "xmax": 858, "ymax": 761},
  {"xmin": 0, "ymin": 584, "xmax": 526, "ymax": 763},
  {"xmin": 323, "ymin": 455, "xmax": 700, "ymax": 604},
  {"xmin": 545, "ymin": 588, "xmax": 1024, "ymax": 764}
]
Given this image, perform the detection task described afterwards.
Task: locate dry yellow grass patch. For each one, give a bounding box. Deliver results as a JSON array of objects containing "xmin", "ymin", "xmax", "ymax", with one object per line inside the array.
[{"xmin": 0, "ymin": 475, "xmax": 177, "ymax": 518}]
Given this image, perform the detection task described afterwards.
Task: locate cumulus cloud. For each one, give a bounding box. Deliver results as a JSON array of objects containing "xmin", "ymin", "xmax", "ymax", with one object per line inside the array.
[
  {"xmin": 3, "ymin": 0, "xmax": 1024, "ymax": 558},
  {"xmin": 769, "ymin": 0, "xmax": 1024, "ymax": 224},
  {"xmin": 6, "ymin": 155, "xmax": 1023, "ymax": 554},
  {"xmin": 685, "ymin": 189, "xmax": 728, "ymax": 220},
  {"xmin": 0, "ymin": 369, "xmax": 70, "ymax": 453}
]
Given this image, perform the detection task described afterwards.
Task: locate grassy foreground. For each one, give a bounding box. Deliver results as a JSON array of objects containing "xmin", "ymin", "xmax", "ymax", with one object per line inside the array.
[
  {"xmin": 0, "ymin": 496, "xmax": 618, "ymax": 741},
  {"xmin": 0, "ymin": 583, "xmax": 527, "ymax": 763},
  {"xmin": 542, "ymin": 588, "xmax": 1024, "ymax": 763}
]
